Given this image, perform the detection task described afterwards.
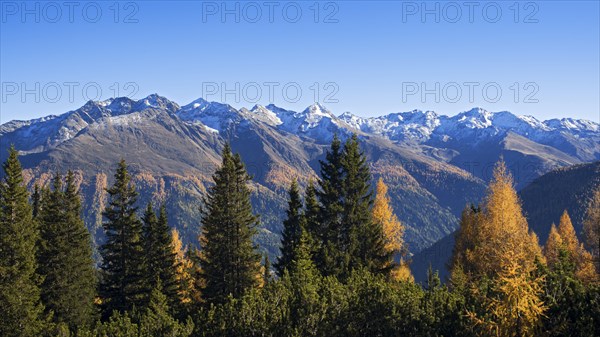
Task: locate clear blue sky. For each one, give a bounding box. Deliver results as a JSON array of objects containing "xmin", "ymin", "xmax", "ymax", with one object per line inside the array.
[{"xmin": 1, "ymin": 1, "xmax": 599, "ymax": 123}]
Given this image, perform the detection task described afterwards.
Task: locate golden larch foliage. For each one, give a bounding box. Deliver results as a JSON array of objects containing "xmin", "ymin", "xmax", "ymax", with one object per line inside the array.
[
  {"xmin": 544, "ymin": 224, "xmax": 563, "ymax": 267},
  {"xmin": 470, "ymin": 160, "xmax": 542, "ymax": 278},
  {"xmin": 557, "ymin": 211, "xmax": 578, "ymax": 256},
  {"xmin": 372, "ymin": 178, "xmax": 412, "ymax": 281},
  {"xmin": 545, "ymin": 211, "xmax": 598, "ymax": 283},
  {"xmin": 468, "ymin": 250, "xmax": 546, "ymax": 337},
  {"xmin": 171, "ymin": 229, "xmax": 197, "ymax": 304}
]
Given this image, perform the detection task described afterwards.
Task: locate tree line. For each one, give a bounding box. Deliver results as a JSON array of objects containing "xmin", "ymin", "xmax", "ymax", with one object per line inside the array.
[{"xmin": 0, "ymin": 134, "xmax": 599, "ymax": 336}]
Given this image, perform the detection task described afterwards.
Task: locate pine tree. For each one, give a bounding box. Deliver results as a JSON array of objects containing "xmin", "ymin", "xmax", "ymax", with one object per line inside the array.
[
  {"xmin": 342, "ymin": 134, "xmax": 390, "ymax": 276},
  {"xmin": 37, "ymin": 171, "xmax": 97, "ymax": 331},
  {"xmin": 99, "ymin": 159, "xmax": 146, "ymax": 317},
  {"xmin": 315, "ymin": 134, "xmax": 345, "ymax": 277},
  {"xmin": 143, "ymin": 203, "xmax": 180, "ymax": 309},
  {"xmin": 372, "ymin": 178, "xmax": 411, "ymax": 281},
  {"xmin": 274, "ymin": 179, "xmax": 305, "ymax": 277},
  {"xmin": 0, "ymin": 146, "xmax": 44, "ymax": 336},
  {"xmin": 200, "ymin": 144, "xmax": 261, "ymax": 304}
]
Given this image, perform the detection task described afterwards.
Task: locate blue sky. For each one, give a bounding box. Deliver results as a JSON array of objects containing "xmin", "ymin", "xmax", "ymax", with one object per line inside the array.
[{"xmin": 1, "ymin": 1, "xmax": 599, "ymax": 123}]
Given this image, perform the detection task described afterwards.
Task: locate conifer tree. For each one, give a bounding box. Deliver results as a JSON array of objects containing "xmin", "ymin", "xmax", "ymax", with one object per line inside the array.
[
  {"xmin": 200, "ymin": 144, "xmax": 261, "ymax": 304},
  {"xmin": 31, "ymin": 184, "xmax": 41, "ymax": 220},
  {"xmin": 143, "ymin": 203, "xmax": 180, "ymax": 309},
  {"xmin": 342, "ymin": 134, "xmax": 390, "ymax": 276},
  {"xmin": 544, "ymin": 224, "xmax": 563, "ymax": 267},
  {"xmin": 372, "ymin": 178, "xmax": 412, "ymax": 281},
  {"xmin": 274, "ymin": 179, "xmax": 305, "ymax": 277},
  {"xmin": 466, "ymin": 160, "xmax": 542, "ymax": 278},
  {"xmin": 99, "ymin": 159, "xmax": 146, "ymax": 317},
  {"xmin": 171, "ymin": 229, "xmax": 197, "ymax": 305},
  {"xmin": 0, "ymin": 146, "xmax": 44, "ymax": 337},
  {"xmin": 38, "ymin": 171, "xmax": 97, "ymax": 331},
  {"xmin": 263, "ymin": 255, "xmax": 272, "ymax": 284},
  {"xmin": 304, "ymin": 179, "xmax": 320, "ymax": 255},
  {"xmin": 315, "ymin": 134, "xmax": 345, "ymax": 277}
]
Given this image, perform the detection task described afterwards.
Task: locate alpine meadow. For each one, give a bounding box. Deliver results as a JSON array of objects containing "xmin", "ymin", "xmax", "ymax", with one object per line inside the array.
[{"xmin": 1, "ymin": 1, "xmax": 600, "ymax": 336}]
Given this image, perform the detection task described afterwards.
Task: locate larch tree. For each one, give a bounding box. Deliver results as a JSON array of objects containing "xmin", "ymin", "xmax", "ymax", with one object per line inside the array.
[
  {"xmin": 544, "ymin": 224, "xmax": 563, "ymax": 267},
  {"xmin": 199, "ymin": 143, "xmax": 261, "ymax": 304},
  {"xmin": 469, "ymin": 160, "xmax": 543, "ymax": 278},
  {"xmin": 0, "ymin": 146, "xmax": 44, "ymax": 337},
  {"xmin": 274, "ymin": 179, "xmax": 306, "ymax": 277},
  {"xmin": 38, "ymin": 171, "xmax": 97, "ymax": 331},
  {"xmin": 372, "ymin": 178, "xmax": 411, "ymax": 281},
  {"xmin": 171, "ymin": 228, "xmax": 196, "ymax": 305},
  {"xmin": 99, "ymin": 159, "xmax": 146, "ymax": 318}
]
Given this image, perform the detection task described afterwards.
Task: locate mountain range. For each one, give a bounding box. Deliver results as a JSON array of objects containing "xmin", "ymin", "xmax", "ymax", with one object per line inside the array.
[{"xmin": 1, "ymin": 94, "xmax": 599, "ymax": 261}]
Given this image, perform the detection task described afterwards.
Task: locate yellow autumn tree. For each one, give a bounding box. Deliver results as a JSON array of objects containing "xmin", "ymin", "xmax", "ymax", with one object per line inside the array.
[
  {"xmin": 451, "ymin": 204, "xmax": 482, "ymax": 277},
  {"xmin": 469, "ymin": 160, "xmax": 544, "ymax": 278},
  {"xmin": 545, "ymin": 211, "xmax": 597, "ymax": 283},
  {"xmin": 468, "ymin": 249, "xmax": 546, "ymax": 337},
  {"xmin": 584, "ymin": 185, "xmax": 600, "ymax": 272},
  {"xmin": 372, "ymin": 178, "xmax": 413, "ymax": 281},
  {"xmin": 458, "ymin": 160, "xmax": 545, "ymax": 336},
  {"xmin": 172, "ymin": 229, "xmax": 198, "ymax": 304},
  {"xmin": 544, "ymin": 224, "xmax": 563, "ymax": 267}
]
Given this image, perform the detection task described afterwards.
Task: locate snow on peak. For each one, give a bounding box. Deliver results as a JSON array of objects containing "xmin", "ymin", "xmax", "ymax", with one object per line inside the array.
[{"xmin": 176, "ymin": 98, "xmax": 242, "ymax": 133}]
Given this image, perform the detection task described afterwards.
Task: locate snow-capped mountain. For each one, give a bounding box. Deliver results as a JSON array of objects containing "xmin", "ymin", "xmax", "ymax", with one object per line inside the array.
[
  {"xmin": 2, "ymin": 93, "xmax": 599, "ymax": 261},
  {"xmin": 3, "ymin": 94, "xmax": 599, "ymax": 164}
]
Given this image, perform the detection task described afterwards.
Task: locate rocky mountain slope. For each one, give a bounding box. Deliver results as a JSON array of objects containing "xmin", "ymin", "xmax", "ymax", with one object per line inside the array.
[{"xmin": 2, "ymin": 94, "xmax": 598, "ymax": 261}]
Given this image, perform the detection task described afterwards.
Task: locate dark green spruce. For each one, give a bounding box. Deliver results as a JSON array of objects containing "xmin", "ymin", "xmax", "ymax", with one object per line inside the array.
[
  {"xmin": 199, "ymin": 143, "xmax": 261, "ymax": 304},
  {"xmin": 99, "ymin": 159, "xmax": 146, "ymax": 317},
  {"xmin": 0, "ymin": 146, "xmax": 43, "ymax": 337},
  {"xmin": 142, "ymin": 203, "xmax": 180, "ymax": 310},
  {"xmin": 315, "ymin": 134, "xmax": 346, "ymax": 277},
  {"xmin": 274, "ymin": 179, "xmax": 306, "ymax": 277},
  {"xmin": 38, "ymin": 171, "xmax": 97, "ymax": 331},
  {"xmin": 342, "ymin": 134, "xmax": 391, "ymax": 275}
]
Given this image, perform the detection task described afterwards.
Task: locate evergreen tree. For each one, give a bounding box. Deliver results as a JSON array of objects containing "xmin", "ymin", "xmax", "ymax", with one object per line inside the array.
[
  {"xmin": 263, "ymin": 254, "xmax": 272, "ymax": 284},
  {"xmin": 342, "ymin": 134, "xmax": 390, "ymax": 276},
  {"xmin": 274, "ymin": 179, "xmax": 305, "ymax": 277},
  {"xmin": 172, "ymin": 229, "xmax": 197, "ymax": 305},
  {"xmin": 99, "ymin": 159, "xmax": 146, "ymax": 317},
  {"xmin": 315, "ymin": 134, "xmax": 345, "ymax": 277},
  {"xmin": 143, "ymin": 203, "xmax": 180, "ymax": 309},
  {"xmin": 200, "ymin": 144, "xmax": 261, "ymax": 304},
  {"xmin": 31, "ymin": 184, "xmax": 41, "ymax": 220},
  {"xmin": 38, "ymin": 171, "xmax": 97, "ymax": 331},
  {"xmin": 304, "ymin": 179, "xmax": 320, "ymax": 255},
  {"xmin": 0, "ymin": 146, "xmax": 44, "ymax": 336}
]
